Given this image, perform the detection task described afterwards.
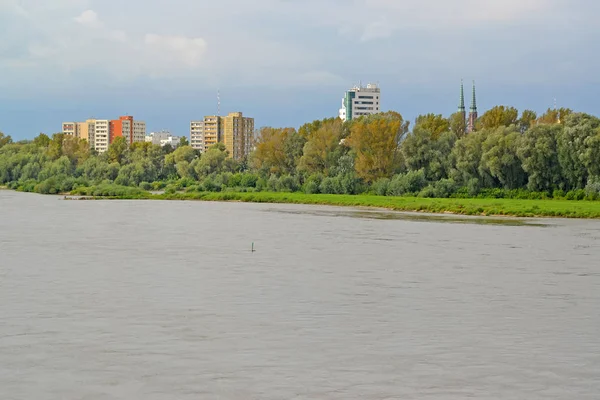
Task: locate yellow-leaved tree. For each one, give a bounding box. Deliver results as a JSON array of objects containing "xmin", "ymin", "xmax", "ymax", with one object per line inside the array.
[{"xmin": 346, "ymin": 111, "xmax": 408, "ymax": 182}]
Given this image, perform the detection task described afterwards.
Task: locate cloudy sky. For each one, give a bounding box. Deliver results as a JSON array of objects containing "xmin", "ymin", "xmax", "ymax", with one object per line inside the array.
[{"xmin": 1, "ymin": 0, "xmax": 598, "ymax": 139}]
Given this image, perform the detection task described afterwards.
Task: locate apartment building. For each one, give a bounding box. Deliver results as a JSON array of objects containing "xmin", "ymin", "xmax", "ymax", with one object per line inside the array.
[
  {"xmin": 62, "ymin": 120, "xmax": 96, "ymax": 148},
  {"xmin": 189, "ymin": 112, "xmax": 254, "ymax": 159},
  {"xmin": 190, "ymin": 121, "xmax": 205, "ymax": 151},
  {"xmin": 62, "ymin": 122, "xmax": 79, "ymax": 137},
  {"xmin": 78, "ymin": 120, "xmax": 94, "ymax": 144},
  {"xmin": 339, "ymin": 83, "xmax": 381, "ymax": 122},
  {"xmin": 110, "ymin": 116, "xmax": 146, "ymax": 145},
  {"xmin": 63, "ymin": 115, "xmax": 145, "ymax": 153},
  {"xmin": 94, "ymin": 120, "xmax": 110, "ymax": 153},
  {"xmin": 133, "ymin": 121, "xmax": 146, "ymax": 143},
  {"xmin": 221, "ymin": 112, "xmax": 254, "ymax": 160}
]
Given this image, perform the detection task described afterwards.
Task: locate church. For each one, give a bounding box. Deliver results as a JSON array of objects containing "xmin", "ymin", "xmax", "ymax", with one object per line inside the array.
[{"xmin": 458, "ymin": 80, "xmax": 478, "ymax": 133}]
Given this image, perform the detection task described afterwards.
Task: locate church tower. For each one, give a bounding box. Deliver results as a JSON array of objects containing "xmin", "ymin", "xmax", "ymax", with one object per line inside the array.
[
  {"xmin": 458, "ymin": 79, "xmax": 466, "ymax": 123},
  {"xmin": 468, "ymin": 80, "xmax": 478, "ymax": 133}
]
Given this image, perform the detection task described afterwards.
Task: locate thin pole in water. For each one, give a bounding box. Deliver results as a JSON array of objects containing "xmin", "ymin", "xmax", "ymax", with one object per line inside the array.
[{"xmin": 252, "ymin": 242, "xmax": 255, "ymax": 252}]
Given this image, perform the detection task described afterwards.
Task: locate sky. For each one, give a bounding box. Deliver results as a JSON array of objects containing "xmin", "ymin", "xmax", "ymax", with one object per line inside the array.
[{"xmin": 1, "ymin": 0, "xmax": 599, "ymax": 139}]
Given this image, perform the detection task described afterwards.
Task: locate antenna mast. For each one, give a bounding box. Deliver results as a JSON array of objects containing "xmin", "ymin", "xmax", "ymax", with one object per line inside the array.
[{"xmin": 217, "ymin": 89, "xmax": 221, "ymax": 116}]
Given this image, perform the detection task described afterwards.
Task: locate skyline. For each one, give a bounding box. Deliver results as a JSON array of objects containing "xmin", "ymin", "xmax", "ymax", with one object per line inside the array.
[{"xmin": 1, "ymin": 0, "xmax": 599, "ymax": 139}]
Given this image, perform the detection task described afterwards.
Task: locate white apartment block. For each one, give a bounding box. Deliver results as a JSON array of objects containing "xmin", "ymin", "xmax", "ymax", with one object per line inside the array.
[
  {"xmin": 94, "ymin": 120, "xmax": 110, "ymax": 153},
  {"xmin": 339, "ymin": 83, "xmax": 381, "ymax": 122},
  {"xmin": 190, "ymin": 121, "xmax": 205, "ymax": 152}
]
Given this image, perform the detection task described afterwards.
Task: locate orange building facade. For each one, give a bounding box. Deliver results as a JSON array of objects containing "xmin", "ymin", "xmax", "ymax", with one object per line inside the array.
[{"xmin": 110, "ymin": 116, "xmax": 134, "ymax": 144}]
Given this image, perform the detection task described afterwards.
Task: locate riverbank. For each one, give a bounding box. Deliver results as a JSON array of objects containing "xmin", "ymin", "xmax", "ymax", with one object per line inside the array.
[{"xmin": 65, "ymin": 190, "xmax": 600, "ymax": 218}]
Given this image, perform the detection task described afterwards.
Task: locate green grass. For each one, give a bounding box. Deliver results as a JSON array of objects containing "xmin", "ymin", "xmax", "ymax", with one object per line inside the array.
[{"xmin": 134, "ymin": 191, "xmax": 600, "ymax": 219}]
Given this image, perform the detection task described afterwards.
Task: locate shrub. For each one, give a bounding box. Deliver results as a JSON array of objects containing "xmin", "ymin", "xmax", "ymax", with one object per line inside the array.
[
  {"xmin": 319, "ymin": 177, "xmax": 342, "ymax": 194},
  {"xmin": 152, "ymin": 181, "xmax": 166, "ymax": 190},
  {"xmin": 372, "ymin": 178, "xmax": 390, "ymax": 196},
  {"xmin": 585, "ymin": 176, "xmax": 600, "ymax": 199},
  {"xmin": 240, "ymin": 173, "xmax": 258, "ymax": 188},
  {"xmin": 139, "ymin": 182, "xmax": 152, "ymax": 191},
  {"xmin": 387, "ymin": 170, "xmax": 427, "ymax": 196},
  {"xmin": 304, "ymin": 180, "xmax": 320, "ymax": 194}
]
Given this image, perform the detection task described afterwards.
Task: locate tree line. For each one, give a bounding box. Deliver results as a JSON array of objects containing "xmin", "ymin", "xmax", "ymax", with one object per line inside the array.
[{"xmin": 1, "ymin": 105, "xmax": 600, "ymax": 200}]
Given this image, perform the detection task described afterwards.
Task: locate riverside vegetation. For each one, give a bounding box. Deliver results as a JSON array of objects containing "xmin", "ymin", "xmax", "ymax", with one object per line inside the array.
[{"xmin": 2, "ymin": 106, "xmax": 600, "ymax": 218}]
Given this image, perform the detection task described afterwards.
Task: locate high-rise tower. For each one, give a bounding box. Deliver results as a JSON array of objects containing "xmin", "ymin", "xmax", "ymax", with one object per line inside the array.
[{"xmin": 468, "ymin": 81, "xmax": 478, "ymax": 133}]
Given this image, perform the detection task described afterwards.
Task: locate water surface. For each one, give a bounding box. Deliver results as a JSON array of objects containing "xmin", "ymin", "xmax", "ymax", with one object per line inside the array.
[{"xmin": 1, "ymin": 190, "xmax": 599, "ymax": 399}]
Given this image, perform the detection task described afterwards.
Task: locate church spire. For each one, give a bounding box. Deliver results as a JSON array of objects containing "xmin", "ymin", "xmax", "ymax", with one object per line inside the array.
[
  {"xmin": 468, "ymin": 80, "xmax": 478, "ymax": 133},
  {"xmin": 470, "ymin": 80, "xmax": 477, "ymax": 112},
  {"xmin": 458, "ymin": 79, "xmax": 465, "ymax": 114}
]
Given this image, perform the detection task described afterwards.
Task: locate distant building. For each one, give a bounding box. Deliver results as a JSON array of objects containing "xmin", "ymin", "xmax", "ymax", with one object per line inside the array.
[
  {"xmin": 110, "ymin": 116, "xmax": 146, "ymax": 145},
  {"xmin": 339, "ymin": 83, "xmax": 381, "ymax": 122},
  {"xmin": 62, "ymin": 115, "xmax": 146, "ymax": 153},
  {"xmin": 190, "ymin": 120, "xmax": 206, "ymax": 152},
  {"xmin": 146, "ymin": 131, "xmax": 182, "ymax": 147},
  {"xmin": 62, "ymin": 122, "xmax": 79, "ymax": 137},
  {"xmin": 189, "ymin": 112, "xmax": 254, "ymax": 159},
  {"xmin": 133, "ymin": 120, "xmax": 146, "ymax": 143},
  {"xmin": 93, "ymin": 120, "xmax": 110, "ymax": 153}
]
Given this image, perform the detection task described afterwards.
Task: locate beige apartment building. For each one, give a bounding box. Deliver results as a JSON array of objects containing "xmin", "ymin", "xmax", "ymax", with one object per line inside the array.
[{"xmin": 189, "ymin": 112, "xmax": 254, "ymax": 160}]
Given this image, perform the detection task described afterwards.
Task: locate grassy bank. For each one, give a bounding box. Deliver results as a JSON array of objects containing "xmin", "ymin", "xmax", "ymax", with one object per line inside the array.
[{"xmin": 67, "ymin": 189, "xmax": 600, "ymax": 218}]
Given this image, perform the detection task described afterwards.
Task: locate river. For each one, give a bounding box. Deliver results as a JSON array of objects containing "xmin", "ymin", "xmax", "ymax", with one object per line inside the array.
[{"xmin": 1, "ymin": 190, "xmax": 599, "ymax": 399}]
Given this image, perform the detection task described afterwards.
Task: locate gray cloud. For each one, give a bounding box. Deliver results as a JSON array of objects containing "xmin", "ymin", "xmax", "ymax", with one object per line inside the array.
[{"xmin": 0, "ymin": 0, "xmax": 597, "ymax": 94}]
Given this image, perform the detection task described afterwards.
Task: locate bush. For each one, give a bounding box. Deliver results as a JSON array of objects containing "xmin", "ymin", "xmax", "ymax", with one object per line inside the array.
[
  {"xmin": 277, "ymin": 175, "xmax": 300, "ymax": 192},
  {"xmin": 585, "ymin": 176, "xmax": 600, "ymax": 199},
  {"xmin": 164, "ymin": 185, "xmax": 178, "ymax": 195},
  {"xmin": 152, "ymin": 181, "xmax": 166, "ymax": 190},
  {"xmin": 139, "ymin": 182, "xmax": 152, "ymax": 191},
  {"xmin": 200, "ymin": 177, "xmax": 221, "ymax": 192},
  {"xmin": 566, "ymin": 190, "xmax": 586, "ymax": 201},
  {"xmin": 372, "ymin": 178, "xmax": 390, "ymax": 196},
  {"xmin": 553, "ymin": 189, "xmax": 565, "ymax": 199},
  {"xmin": 319, "ymin": 177, "xmax": 342, "ymax": 194},
  {"xmin": 34, "ymin": 177, "xmax": 59, "ymax": 194},
  {"xmin": 304, "ymin": 180, "xmax": 320, "ymax": 194},
  {"xmin": 256, "ymin": 177, "xmax": 267, "ymax": 192},
  {"xmin": 387, "ymin": 170, "xmax": 427, "ymax": 196},
  {"xmin": 240, "ymin": 173, "xmax": 258, "ymax": 188}
]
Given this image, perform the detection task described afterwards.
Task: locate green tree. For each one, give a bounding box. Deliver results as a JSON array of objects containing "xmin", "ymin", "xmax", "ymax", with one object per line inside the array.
[
  {"xmin": 557, "ymin": 113, "xmax": 600, "ymax": 189},
  {"xmin": 449, "ymin": 112, "xmax": 467, "ymax": 137},
  {"xmin": 402, "ymin": 127, "xmax": 456, "ymax": 181},
  {"xmin": 451, "ymin": 130, "xmax": 491, "ymax": 187},
  {"xmin": 33, "ymin": 133, "xmax": 51, "ymax": 148},
  {"xmin": 477, "ymin": 106, "xmax": 519, "ymax": 130},
  {"xmin": 517, "ymin": 124, "xmax": 562, "ymax": 191},
  {"xmin": 413, "ymin": 114, "xmax": 450, "ymax": 140},
  {"xmin": 298, "ymin": 118, "xmax": 344, "ymax": 175},
  {"xmin": 166, "ymin": 145, "xmax": 197, "ymax": 165},
  {"xmin": 193, "ymin": 143, "xmax": 229, "ymax": 177},
  {"xmin": 479, "ymin": 126, "xmax": 526, "ymax": 189},
  {"xmin": 106, "ymin": 137, "xmax": 128, "ymax": 164},
  {"xmin": 518, "ymin": 110, "xmax": 537, "ymax": 133},
  {"xmin": 0, "ymin": 132, "xmax": 12, "ymax": 148},
  {"xmin": 179, "ymin": 136, "xmax": 190, "ymax": 147}
]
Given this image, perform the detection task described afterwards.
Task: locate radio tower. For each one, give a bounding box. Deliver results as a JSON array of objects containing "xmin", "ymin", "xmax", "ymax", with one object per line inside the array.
[{"xmin": 217, "ymin": 89, "xmax": 221, "ymax": 117}]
